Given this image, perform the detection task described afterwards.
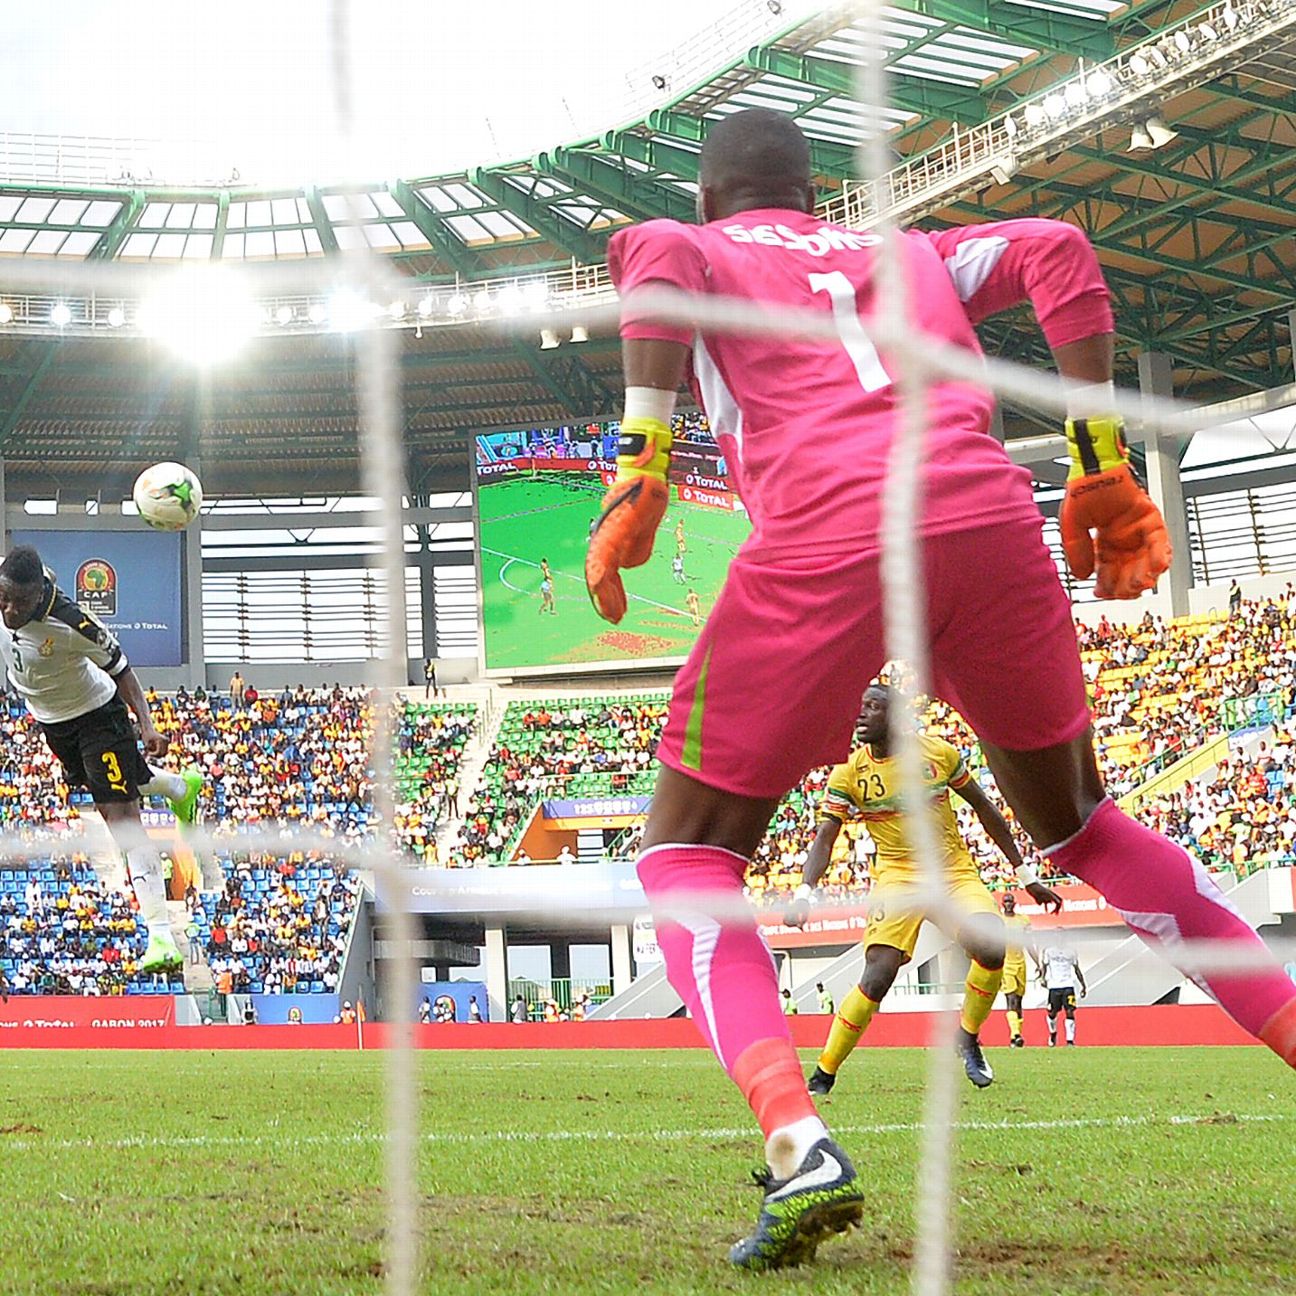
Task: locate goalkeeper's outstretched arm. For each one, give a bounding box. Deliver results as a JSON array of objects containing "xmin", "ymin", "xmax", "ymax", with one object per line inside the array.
[{"xmin": 585, "ymin": 337, "xmax": 690, "ymax": 623}]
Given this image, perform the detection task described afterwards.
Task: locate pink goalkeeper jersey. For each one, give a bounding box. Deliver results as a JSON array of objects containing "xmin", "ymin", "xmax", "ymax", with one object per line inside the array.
[{"xmin": 607, "ymin": 210, "xmax": 1114, "ymax": 559}]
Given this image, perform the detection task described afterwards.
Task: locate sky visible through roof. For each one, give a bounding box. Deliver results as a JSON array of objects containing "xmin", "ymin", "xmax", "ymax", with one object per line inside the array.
[{"xmin": 4, "ymin": 0, "xmax": 755, "ymax": 184}]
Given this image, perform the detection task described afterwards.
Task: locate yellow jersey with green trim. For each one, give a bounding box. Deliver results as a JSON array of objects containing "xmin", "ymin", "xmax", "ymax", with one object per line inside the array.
[
  {"xmin": 1002, "ymin": 912, "xmax": 1031, "ymax": 973},
  {"xmin": 820, "ymin": 735, "xmax": 976, "ymax": 883}
]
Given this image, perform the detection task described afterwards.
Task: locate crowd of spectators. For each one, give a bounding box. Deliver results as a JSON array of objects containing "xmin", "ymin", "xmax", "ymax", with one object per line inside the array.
[
  {"xmin": 197, "ymin": 855, "xmax": 362, "ymax": 995},
  {"xmin": 1136, "ymin": 721, "xmax": 1296, "ymax": 877},
  {"xmin": 0, "ymin": 860, "xmax": 181, "ymax": 995},
  {"xmin": 449, "ymin": 698, "xmax": 663, "ymax": 865},
  {"xmin": 0, "ymin": 688, "xmax": 473, "ymax": 996},
  {"xmin": 450, "ymin": 595, "xmax": 1296, "ymax": 900}
]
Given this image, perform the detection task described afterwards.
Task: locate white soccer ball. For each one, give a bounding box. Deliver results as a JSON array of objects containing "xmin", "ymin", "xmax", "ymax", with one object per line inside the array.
[{"xmin": 132, "ymin": 462, "xmax": 204, "ymax": 531}]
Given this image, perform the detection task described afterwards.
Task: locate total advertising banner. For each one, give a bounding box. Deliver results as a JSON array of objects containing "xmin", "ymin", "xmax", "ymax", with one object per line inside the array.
[
  {"xmin": 13, "ymin": 528, "xmax": 184, "ymax": 667},
  {"xmin": 0, "ymin": 995, "xmax": 176, "ymax": 1030}
]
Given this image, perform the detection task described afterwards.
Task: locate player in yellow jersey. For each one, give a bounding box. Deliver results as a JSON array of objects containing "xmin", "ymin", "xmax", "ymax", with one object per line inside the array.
[
  {"xmin": 1000, "ymin": 893, "xmax": 1034, "ymax": 1048},
  {"xmin": 789, "ymin": 685, "xmax": 1061, "ymax": 1090}
]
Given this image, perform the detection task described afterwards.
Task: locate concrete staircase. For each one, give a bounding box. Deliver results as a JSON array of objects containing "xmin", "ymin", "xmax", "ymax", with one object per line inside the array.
[
  {"xmin": 431, "ymin": 686, "xmax": 505, "ymax": 857},
  {"xmin": 1084, "ymin": 867, "xmax": 1280, "ymax": 1007},
  {"xmin": 170, "ymin": 898, "xmax": 213, "ymax": 994},
  {"xmin": 789, "ymin": 921, "xmax": 951, "ymax": 1011}
]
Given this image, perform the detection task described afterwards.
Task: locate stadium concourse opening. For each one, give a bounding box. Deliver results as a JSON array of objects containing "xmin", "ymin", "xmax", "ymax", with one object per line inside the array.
[{"xmin": 2, "ymin": 0, "xmax": 1296, "ymax": 1292}]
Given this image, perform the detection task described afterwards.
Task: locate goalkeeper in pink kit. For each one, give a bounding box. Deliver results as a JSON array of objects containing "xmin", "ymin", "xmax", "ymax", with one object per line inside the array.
[{"xmin": 585, "ymin": 109, "xmax": 1296, "ymax": 1271}]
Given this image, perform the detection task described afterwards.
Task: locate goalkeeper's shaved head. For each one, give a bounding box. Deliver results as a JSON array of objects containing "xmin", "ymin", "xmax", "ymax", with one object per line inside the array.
[{"xmin": 698, "ymin": 108, "xmax": 815, "ymax": 223}]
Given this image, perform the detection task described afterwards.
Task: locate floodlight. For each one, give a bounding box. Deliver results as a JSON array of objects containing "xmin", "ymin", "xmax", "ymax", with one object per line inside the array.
[
  {"xmin": 1129, "ymin": 54, "xmax": 1151, "ymax": 75},
  {"xmin": 1086, "ymin": 71, "xmax": 1113, "ymax": 98},
  {"xmin": 1064, "ymin": 82, "xmax": 1085, "ymax": 108},
  {"xmin": 1173, "ymin": 30, "xmax": 1192, "ymax": 54},
  {"xmin": 388, "ymin": 300, "xmax": 407, "ymax": 321},
  {"xmin": 417, "ymin": 296, "xmax": 435, "ymax": 319},
  {"xmin": 0, "ymin": 303, "xmax": 13, "ymax": 325},
  {"xmin": 497, "ymin": 284, "xmax": 525, "ymax": 315},
  {"xmin": 1144, "ymin": 116, "xmax": 1179, "ymax": 148},
  {"xmin": 767, "ymin": 1, "xmax": 783, "ymax": 13},
  {"xmin": 1198, "ymin": 21, "xmax": 1219, "ymax": 41},
  {"xmin": 1044, "ymin": 93, "xmax": 1067, "ymax": 119},
  {"xmin": 473, "ymin": 288, "xmax": 492, "ymax": 313},
  {"xmin": 1003, "ymin": 114, "xmax": 1019, "ymax": 138},
  {"xmin": 446, "ymin": 293, "xmax": 467, "ymax": 317},
  {"xmin": 539, "ymin": 328, "xmax": 560, "ymax": 350},
  {"xmin": 307, "ymin": 303, "xmax": 327, "ymax": 325},
  {"xmin": 326, "ymin": 288, "xmax": 378, "ymax": 333},
  {"xmin": 106, "ymin": 307, "xmax": 126, "ymax": 328},
  {"xmin": 50, "ymin": 302, "xmax": 73, "ymax": 327},
  {"xmin": 1023, "ymin": 103, "xmax": 1047, "ymax": 128},
  {"xmin": 1223, "ymin": 5, "xmax": 1239, "ymax": 30},
  {"xmin": 139, "ymin": 266, "xmax": 258, "ymax": 364},
  {"xmin": 989, "ymin": 160, "xmax": 1016, "ymax": 185},
  {"xmin": 1128, "ymin": 115, "xmax": 1178, "ymax": 152},
  {"xmin": 275, "ymin": 305, "xmax": 294, "ymax": 326},
  {"xmin": 522, "ymin": 282, "xmax": 550, "ymax": 311},
  {"xmin": 570, "ymin": 325, "xmax": 589, "ymax": 344},
  {"xmin": 651, "ymin": 75, "xmax": 667, "ymax": 90}
]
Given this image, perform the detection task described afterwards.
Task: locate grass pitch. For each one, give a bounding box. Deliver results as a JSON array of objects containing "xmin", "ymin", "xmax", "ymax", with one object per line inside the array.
[
  {"xmin": 477, "ymin": 473, "xmax": 747, "ymax": 670},
  {"xmin": 1, "ymin": 1046, "xmax": 1293, "ymax": 1295}
]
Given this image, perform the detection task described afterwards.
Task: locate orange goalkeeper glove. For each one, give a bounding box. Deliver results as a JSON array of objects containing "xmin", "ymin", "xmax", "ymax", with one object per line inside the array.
[
  {"xmin": 1059, "ymin": 415, "xmax": 1171, "ymax": 600},
  {"xmin": 585, "ymin": 415, "xmax": 673, "ymax": 623}
]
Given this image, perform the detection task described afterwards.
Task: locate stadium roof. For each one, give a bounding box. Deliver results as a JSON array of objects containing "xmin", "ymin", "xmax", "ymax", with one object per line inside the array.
[{"xmin": 0, "ymin": 0, "xmax": 1292, "ymax": 495}]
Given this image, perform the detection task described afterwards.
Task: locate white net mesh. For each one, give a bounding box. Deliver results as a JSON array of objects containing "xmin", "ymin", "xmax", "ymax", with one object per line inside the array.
[{"xmin": 1, "ymin": 3, "xmax": 1293, "ymax": 1293}]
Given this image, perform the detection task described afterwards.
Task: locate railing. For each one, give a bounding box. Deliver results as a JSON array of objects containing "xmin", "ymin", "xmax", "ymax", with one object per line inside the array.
[
  {"xmin": 506, "ymin": 978, "xmax": 611, "ymax": 1019},
  {"xmin": 819, "ymin": 0, "xmax": 1294, "ymax": 229},
  {"xmin": 1220, "ymin": 688, "xmax": 1291, "ymax": 733}
]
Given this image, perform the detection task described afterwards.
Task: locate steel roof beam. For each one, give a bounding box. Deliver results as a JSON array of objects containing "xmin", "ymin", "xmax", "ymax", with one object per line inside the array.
[
  {"xmin": 744, "ymin": 45, "xmax": 987, "ymax": 125},
  {"xmin": 538, "ymin": 148, "xmax": 695, "ymax": 223},
  {"xmin": 643, "ymin": 109, "xmax": 858, "ymax": 176},
  {"xmin": 0, "ymin": 343, "xmax": 60, "ymax": 449},
  {"xmin": 388, "ymin": 180, "xmax": 476, "ymax": 278},
  {"xmin": 89, "ymin": 190, "xmax": 145, "ymax": 261},
  {"xmin": 467, "ymin": 169, "xmax": 604, "ymax": 262},
  {"xmin": 898, "ymin": 0, "xmax": 1114, "ymax": 60}
]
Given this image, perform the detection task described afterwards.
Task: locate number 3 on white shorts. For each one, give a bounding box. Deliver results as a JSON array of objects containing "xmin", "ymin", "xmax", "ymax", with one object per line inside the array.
[{"xmin": 809, "ymin": 270, "xmax": 891, "ymax": 392}]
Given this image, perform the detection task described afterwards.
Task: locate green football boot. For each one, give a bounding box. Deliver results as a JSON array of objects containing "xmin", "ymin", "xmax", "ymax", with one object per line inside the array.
[
  {"xmin": 730, "ymin": 1137, "xmax": 864, "ymax": 1270},
  {"xmin": 168, "ymin": 767, "xmax": 204, "ymax": 829},
  {"xmin": 139, "ymin": 933, "xmax": 183, "ymax": 975}
]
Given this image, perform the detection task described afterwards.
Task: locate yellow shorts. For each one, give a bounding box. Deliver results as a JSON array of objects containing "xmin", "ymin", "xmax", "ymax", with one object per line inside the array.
[
  {"xmin": 1000, "ymin": 963, "xmax": 1027, "ymax": 997},
  {"xmin": 864, "ymin": 872, "xmax": 999, "ymax": 963}
]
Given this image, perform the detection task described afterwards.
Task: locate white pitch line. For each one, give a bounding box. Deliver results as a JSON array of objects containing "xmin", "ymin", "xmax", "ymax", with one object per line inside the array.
[
  {"xmin": 2, "ymin": 1111, "xmax": 1289, "ymax": 1157},
  {"xmin": 482, "ymin": 546, "xmax": 688, "ymax": 618}
]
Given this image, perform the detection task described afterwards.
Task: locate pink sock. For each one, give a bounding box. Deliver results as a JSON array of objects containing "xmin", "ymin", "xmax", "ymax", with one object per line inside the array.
[
  {"xmin": 638, "ymin": 843, "xmax": 821, "ymax": 1136},
  {"xmin": 1047, "ymin": 799, "xmax": 1296, "ymax": 1064}
]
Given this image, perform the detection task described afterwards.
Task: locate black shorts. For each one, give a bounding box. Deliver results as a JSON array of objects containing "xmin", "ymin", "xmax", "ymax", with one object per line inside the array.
[
  {"xmin": 1047, "ymin": 986, "xmax": 1077, "ymax": 1014},
  {"xmin": 40, "ymin": 698, "xmax": 152, "ymax": 804}
]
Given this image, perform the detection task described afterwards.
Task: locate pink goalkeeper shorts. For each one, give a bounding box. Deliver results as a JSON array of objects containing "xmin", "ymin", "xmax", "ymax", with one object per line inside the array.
[{"xmin": 657, "ymin": 517, "xmax": 1091, "ymax": 798}]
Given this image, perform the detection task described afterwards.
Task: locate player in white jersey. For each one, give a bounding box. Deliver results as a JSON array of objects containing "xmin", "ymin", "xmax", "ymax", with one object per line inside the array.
[
  {"xmin": 0, "ymin": 545, "xmax": 203, "ymax": 974},
  {"xmin": 1039, "ymin": 943, "xmax": 1087, "ymax": 1046}
]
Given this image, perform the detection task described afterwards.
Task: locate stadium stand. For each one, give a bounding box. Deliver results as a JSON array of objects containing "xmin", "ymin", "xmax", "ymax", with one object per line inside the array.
[
  {"xmin": 5, "ymin": 597, "xmax": 1296, "ymax": 992},
  {"xmin": 449, "ymin": 695, "xmax": 665, "ymax": 865},
  {"xmin": 0, "ymin": 690, "xmax": 476, "ymax": 995},
  {"xmin": 192, "ymin": 855, "xmax": 363, "ymax": 995},
  {"xmin": 0, "ymin": 858, "xmax": 184, "ymax": 995}
]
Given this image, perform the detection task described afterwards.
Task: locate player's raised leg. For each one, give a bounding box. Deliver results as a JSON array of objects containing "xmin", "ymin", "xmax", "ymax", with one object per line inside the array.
[{"xmin": 981, "ymin": 732, "xmax": 1296, "ymax": 1067}]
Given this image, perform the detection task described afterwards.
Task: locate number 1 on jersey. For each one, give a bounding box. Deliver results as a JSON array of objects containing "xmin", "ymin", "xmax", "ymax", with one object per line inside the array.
[{"xmin": 809, "ymin": 270, "xmax": 891, "ymax": 393}]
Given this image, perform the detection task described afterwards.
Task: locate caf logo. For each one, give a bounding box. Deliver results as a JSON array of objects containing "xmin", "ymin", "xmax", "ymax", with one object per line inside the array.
[
  {"xmin": 38, "ymin": 637, "xmax": 55, "ymax": 658},
  {"xmin": 76, "ymin": 560, "xmax": 117, "ymax": 616}
]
